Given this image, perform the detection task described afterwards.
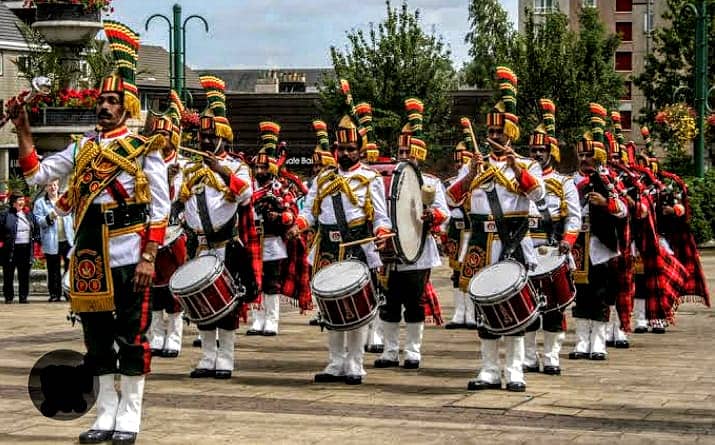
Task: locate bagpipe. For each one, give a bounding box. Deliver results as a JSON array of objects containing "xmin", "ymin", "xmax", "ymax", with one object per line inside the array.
[{"xmin": 576, "ymin": 166, "xmax": 624, "ymax": 251}]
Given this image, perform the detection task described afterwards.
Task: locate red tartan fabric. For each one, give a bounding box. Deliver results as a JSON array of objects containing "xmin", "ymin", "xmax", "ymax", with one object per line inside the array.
[
  {"xmin": 421, "ymin": 278, "xmax": 443, "ymax": 326},
  {"xmin": 636, "ymin": 205, "xmax": 686, "ymax": 324},
  {"xmin": 237, "ymin": 203, "xmax": 263, "ymax": 322},
  {"xmin": 659, "ymin": 170, "xmax": 710, "ymax": 307},
  {"xmin": 609, "ymin": 253, "xmax": 634, "ymax": 332},
  {"xmin": 281, "ymin": 237, "xmax": 312, "ymax": 312}
]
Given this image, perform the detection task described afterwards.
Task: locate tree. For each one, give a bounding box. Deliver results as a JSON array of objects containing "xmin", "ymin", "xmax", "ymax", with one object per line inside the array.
[
  {"xmin": 633, "ymin": 0, "xmax": 715, "ymax": 145},
  {"xmin": 318, "ymin": 1, "xmax": 457, "ymax": 157},
  {"xmin": 462, "ymin": 0, "xmax": 518, "ymax": 88}
]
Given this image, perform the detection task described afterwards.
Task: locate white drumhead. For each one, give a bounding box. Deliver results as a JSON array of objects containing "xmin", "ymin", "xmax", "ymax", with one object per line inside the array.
[
  {"xmin": 312, "ymin": 260, "xmax": 369, "ymax": 296},
  {"xmin": 170, "ymin": 254, "xmax": 221, "ymax": 292},
  {"xmin": 392, "ymin": 162, "xmax": 424, "ymax": 262},
  {"xmin": 529, "ymin": 246, "xmax": 566, "ymax": 276},
  {"xmin": 469, "ymin": 260, "xmax": 525, "ymax": 298},
  {"xmin": 163, "ymin": 225, "xmax": 183, "ymax": 246}
]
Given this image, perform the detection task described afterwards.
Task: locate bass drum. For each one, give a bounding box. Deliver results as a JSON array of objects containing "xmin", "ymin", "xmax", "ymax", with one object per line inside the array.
[{"xmin": 373, "ymin": 161, "xmax": 427, "ymax": 264}]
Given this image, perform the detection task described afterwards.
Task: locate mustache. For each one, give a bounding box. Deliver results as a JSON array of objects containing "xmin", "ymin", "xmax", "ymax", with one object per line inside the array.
[{"xmin": 97, "ymin": 110, "xmax": 112, "ymax": 118}]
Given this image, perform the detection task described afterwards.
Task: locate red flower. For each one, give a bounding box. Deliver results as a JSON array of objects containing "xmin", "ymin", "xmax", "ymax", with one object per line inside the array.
[{"xmin": 655, "ymin": 111, "xmax": 667, "ymax": 124}]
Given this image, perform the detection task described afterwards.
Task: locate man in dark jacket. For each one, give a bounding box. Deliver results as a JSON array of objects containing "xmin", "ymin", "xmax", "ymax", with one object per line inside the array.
[{"xmin": 1, "ymin": 190, "xmax": 40, "ymax": 304}]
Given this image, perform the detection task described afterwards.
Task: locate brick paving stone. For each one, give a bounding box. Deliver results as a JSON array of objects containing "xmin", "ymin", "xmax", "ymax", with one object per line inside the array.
[{"xmin": 0, "ymin": 252, "xmax": 712, "ymax": 444}]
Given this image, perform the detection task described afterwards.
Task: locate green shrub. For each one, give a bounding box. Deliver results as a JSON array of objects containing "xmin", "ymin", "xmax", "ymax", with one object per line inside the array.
[{"xmin": 684, "ymin": 169, "xmax": 715, "ymax": 244}]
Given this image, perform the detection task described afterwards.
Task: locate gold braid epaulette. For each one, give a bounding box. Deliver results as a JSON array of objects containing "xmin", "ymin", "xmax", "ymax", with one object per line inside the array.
[
  {"xmin": 179, "ymin": 161, "xmax": 234, "ymax": 203},
  {"xmin": 312, "ymin": 171, "xmax": 374, "ymax": 221},
  {"xmin": 545, "ymin": 177, "xmax": 568, "ymax": 218},
  {"xmin": 468, "ymin": 164, "xmax": 519, "ymax": 194}
]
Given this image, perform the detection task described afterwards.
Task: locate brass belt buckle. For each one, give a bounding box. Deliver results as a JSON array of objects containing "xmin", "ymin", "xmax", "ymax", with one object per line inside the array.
[{"xmin": 328, "ymin": 230, "xmax": 342, "ymax": 242}]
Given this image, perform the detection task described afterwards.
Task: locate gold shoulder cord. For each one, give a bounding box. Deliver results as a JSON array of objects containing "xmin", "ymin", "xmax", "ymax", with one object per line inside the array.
[
  {"xmin": 312, "ymin": 171, "xmax": 373, "ymax": 220},
  {"xmin": 544, "ymin": 177, "xmax": 567, "ymax": 218}
]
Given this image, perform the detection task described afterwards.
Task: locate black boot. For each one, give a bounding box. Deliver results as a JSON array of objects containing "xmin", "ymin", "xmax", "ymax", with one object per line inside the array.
[
  {"xmin": 111, "ymin": 431, "xmax": 137, "ymax": 445},
  {"xmin": 467, "ymin": 379, "xmax": 501, "ymax": 391},
  {"xmin": 506, "ymin": 382, "xmax": 526, "ymax": 392},
  {"xmin": 314, "ymin": 372, "xmax": 344, "ymax": 383},
  {"xmin": 373, "ymin": 358, "xmax": 399, "ymax": 368},
  {"xmin": 542, "ymin": 365, "xmax": 561, "ymax": 375},
  {"xmin": 189, "ymin": 368, "xmax": 215, "ymax": 378},
  {"xmin": 78, "ymin": 429, "xmax": 114, "ymax": 444}
]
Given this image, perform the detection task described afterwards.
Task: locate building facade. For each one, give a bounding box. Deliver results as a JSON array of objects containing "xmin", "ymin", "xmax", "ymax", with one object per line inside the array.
[{"xmin": 518, "ymin": 0, "xmax": 667, "ymax": 143}]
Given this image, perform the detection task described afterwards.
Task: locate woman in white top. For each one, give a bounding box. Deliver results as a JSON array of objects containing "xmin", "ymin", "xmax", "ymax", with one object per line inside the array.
[{"xmin": 1, "ymin": 191, "xmax": 39, "ymax": 304}]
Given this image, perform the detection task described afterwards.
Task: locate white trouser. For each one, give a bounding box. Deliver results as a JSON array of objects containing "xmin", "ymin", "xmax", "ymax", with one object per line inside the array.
[
  {"xmin": 543, "ymin": 331, "xmax": 564, "ymax": 367},
  {"xmin": 378, "ymin": 321, "xmax": 400, "ymax": 362},
  {"xmin": 476, "ymin": 339, "xmax": 500, "ymax": 384},
  {"xmin": 504, "ymin": 336, "xmax": 525, "ymax": 384},
  {"xmin": 216, "ymin": 328, "xmax": 235, "ymax": 371},
  {"xmin": 196, "ymin": 329, "xmax": 217, "ymax": 370},
  {"xmin": 149, "ymin": 311, "xmax": 166, "ymax": 350},
  {"xmin": 366, "ymin": 318, "xmax": 384, "ymax": 347},
  {"xmin": 590, "ymin": 321, "xmax": 607, "ymax": 355},
  {"xmin": 404, "ymin": 322, "xmax": 424, "ymax": 362},
  {"xmin": 91, "ymin": 374, "xmax": 118, "ymax": 431},
  {"xmin": 524, "ymin": 330, "xmax": 538, "ymax": 367},
  {"xmin": 450, "ymin": 289, "xmax": 466, "ymax": 324},
  {"xmin": 573, "ymin": 318, "xmax": 592, "ymax": 354},
  {"xmin": 114, "ymin": 375, "xmax": 145, "ymax": 433},
  {"xmin": 634, "ymin": 298, "xmax": 648, "ymax": 329},
  {"xmin": 323, "ymin": 330, "xmax": 346, "ymax": 376},
  {"xmin": 164, "ymin": 312, "xmax": 183, "ymax": 352},
  {"xmin": 263, "ymin": 294, "xmax": 280, "ymax": 333},
  {"xmin": 464, "ymin": 294, "xmax": 477, "ymax": 324},
  {"xmin": 345, "ymin": 326, "xmax": 368, "ymax": 376}
]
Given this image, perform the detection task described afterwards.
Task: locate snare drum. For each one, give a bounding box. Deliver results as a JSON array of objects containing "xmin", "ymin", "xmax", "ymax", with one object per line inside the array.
[
  {"xmin": 468, "ymin": 260, "xmax": 541, "ymax": 335},
  {"xmin": 529, "ymin": 246, "xmax": 576, "ymax": 312},
  {"xmin": 169, "ymin": 254, "xmax": 240, "ymax": 325},
  {"xmin": 153, "ymin": 225, "xmax": 187, "ymax": 288},
  {"xmin": 311, "ymin": 260, "xmax": 380, "ymax": 331}
]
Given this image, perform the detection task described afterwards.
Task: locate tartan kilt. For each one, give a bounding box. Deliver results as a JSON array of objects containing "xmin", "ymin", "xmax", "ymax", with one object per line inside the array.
[
  {"xmin": 280, "ymin": 237, "xmax": 312, "ymax": 312},
  {"xmin": 422, "ymin": 279, "xmax": 443, "ymax": 326},
  {"xmin": 608, "ymin": 253, "xmax": 634, "ymax": 332}
]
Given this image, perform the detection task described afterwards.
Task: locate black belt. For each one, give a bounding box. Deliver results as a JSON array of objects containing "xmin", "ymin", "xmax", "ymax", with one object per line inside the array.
[{"xmin": 85, "ymin": 203, "xmax": 147, "ymax": 230}]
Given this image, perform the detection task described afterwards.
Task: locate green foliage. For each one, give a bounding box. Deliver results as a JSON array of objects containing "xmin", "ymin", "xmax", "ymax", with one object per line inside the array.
[
  {"xmin": 633, "ymin": 0, "xmax": 715, "ymax": 143},
  {"xmin": 318, "ymin": 1, "xmax": 457, "ymax": 157},
  {"xmin": 462, "ymin": 0, "xmax": 519, "ymax": 88},
  {"xmin": 462, "ymin": 6, "xmax": 623, "ymax": 157},
  {"xmin": 684, "ymin": 170, "xmax": 715, "ymax": 243}
]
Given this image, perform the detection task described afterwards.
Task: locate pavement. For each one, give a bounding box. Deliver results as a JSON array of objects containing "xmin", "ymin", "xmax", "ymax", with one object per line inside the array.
[{"xmin": 0, "ymin": 253, "xmax": 713, "ymax": 444}]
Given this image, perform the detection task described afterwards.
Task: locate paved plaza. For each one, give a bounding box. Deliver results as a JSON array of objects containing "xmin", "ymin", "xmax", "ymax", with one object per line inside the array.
[{"xmin": 0, "ymin": 253, "xmax": 713, "ymax": 444}]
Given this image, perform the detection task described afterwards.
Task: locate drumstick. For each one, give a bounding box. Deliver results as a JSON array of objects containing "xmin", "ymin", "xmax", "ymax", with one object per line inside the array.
[{"xmin": 338, "ymin": 233, "xmax": 396, "ymax": 262}]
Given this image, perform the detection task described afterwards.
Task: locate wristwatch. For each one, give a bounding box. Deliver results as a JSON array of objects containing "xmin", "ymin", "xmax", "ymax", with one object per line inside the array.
[{"xmin": 141, "ymin": 252, "xmax": 155, "ymax": 264}]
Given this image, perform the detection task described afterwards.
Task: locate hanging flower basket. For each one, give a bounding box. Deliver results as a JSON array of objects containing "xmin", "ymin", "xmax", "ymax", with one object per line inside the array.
[
  {"xmin": 34, "ymin": 3, "xmax": 101, "ymax": 22},
  {"xmin": 27, "ymin": 1, "xmax": 106, "ymax": 45}
]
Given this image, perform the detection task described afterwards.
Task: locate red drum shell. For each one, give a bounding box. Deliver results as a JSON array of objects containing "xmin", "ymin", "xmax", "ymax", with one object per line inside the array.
[
  {"xmin": 311, "ymin": 260, "xmax": 379, "ymax": 331},
  {"xmin": 529, "ymin": 258, "xmax": 576, "ymax": 312},
  {"xmin": 468, "ymin": 260, "xmax": 541, "ymax": 335},
  {"xmin": 169, "ymin": 255, "xmax": 238, "ymax": 325}
]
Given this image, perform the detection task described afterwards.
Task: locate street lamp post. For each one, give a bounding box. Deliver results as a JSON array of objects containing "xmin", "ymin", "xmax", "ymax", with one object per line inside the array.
[
  {"xmin": 682, "ymin": 0, "xmax": 710, "ymax": 177},
  {"xmin": 145, "ymin": 3, "xmax": 209, "ymax": 102}
]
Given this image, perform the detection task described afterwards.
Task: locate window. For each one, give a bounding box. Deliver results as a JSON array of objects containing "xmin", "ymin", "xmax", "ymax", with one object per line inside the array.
[
  {"xmin": 621, "ymin": 81, "xmax": 632, "ymax": 100},
  {"xmin": 615, "ymin": 52, "xmax": 632, "ymax": 71},
  {"xmin": 616, "ymin": 22, "xmax": 633, "ymax": 42},
  {"xmin": 616, "ymin": 0, "xmax": 632, "ymax": 12},
  {"xmin": 16, "ymin": 55, "xmax": 29, "ymax": 76},
  {"xmin": 534, "ymin": 0, "xmax": 555, "ymax": 13},
  {"xmin": 620, "ymin": 110, "xmax": 632, "ymax": 130},
  {"xmin": 583, "ymin": 0, "xmax": 597, "ymax": 7}
]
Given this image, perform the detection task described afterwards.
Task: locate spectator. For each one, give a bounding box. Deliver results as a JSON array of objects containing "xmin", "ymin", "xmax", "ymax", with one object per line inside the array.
[
  {"xmin": 1, "ymin": 190, "xmax": 40, "ymax": 304},
  {"xmin": 34, "ymin": 180, "xmax": 74, "ymax": 302}
]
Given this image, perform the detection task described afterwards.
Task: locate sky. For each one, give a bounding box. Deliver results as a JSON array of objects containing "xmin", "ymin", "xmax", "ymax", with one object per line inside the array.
[{"xmin": 110, "ymin": 0, "xmax": 519, "ymax": 70}]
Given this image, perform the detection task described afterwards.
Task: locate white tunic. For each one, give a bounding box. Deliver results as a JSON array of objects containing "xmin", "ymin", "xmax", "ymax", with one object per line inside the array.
[
  {"xmin": 299, "ymin": 163, "xmax": 391, "ymax": 269},
  {"xmin": 449, "ymin": 154, "xmax": 545, "ymax": 267},
  {"xmin": 23, "ymin": 127, "xmax": 170, "ymax": 268},
  {"xmin": 183, "ymin": 154, "xmax": 252, "ymax": 234}
]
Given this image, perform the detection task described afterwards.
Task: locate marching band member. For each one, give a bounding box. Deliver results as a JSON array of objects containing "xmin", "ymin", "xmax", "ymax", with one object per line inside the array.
[
  {"xmin": 447, "ymin": 67, "xmax": 544, "ymax": 392},
  {"xmin": 247, "ymin": 122, "xmax": 304, "ymax": 336},
  {"xmin": 443, "ymin": 137, "xmax": 477, "ymax": 330},
  {"xmin": 147, "ymin": 90, "xmax": 188, "ymax": 358},
  {"xmin": 287, "ymin": 79, "xmax": 392, "ymax": 385},
  {"xmin": 569, "ymin": 103, "xmax": 628, "ymax": 362},
  {"xmin": 524, "ymin": 99, "xmax": 581, "ymax": 375},
  {"xmin": 374, "ymin": 98, "xmax": 449, "ymax": 370},
  {"xmin": 179, "ymin": 75, "xmax": 258, "ymax": 380},
  {"xmin": 13, "ymin": 21, "xmax": 169, "ymax": 445}
]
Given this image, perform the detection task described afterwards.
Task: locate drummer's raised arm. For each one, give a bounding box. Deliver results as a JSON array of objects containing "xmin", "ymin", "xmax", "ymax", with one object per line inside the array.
[{"xmin": 369, "ymin": 172, "xmax": 391, "ymax": 235}]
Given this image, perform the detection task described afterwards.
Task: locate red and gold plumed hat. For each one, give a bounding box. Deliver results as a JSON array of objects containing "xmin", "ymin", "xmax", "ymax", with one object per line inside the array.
[
  {"xmin": 312, "ymin": 120, "xmax": 337, "ymax": 168},
  {"xmin": 101, "ymin": 20, "xmax": 141, "ymax": 119},
  {"xmin": 458, "ymin": 117, "xmax": 477, "ymax": 165},
  {"xmin": 355, "ymin": 102, "xmax": 379, "ymax": 163},
  {"xmin": 529, "ymin": 98, "xmax": 560, "ymax": 163},
  {"xmin": 404, "ymin": 98, "xmax": 427, "ymax": 162},
  {"xmin": 486, "ymin": 66, "xmax": 520, "ymax": 141},
  {"xmin": 576, "ymin": 102, "xmax": 608, "ymax": 164},
  {"xmin": 255, "ymin": 121, "xmax": 281, "ymax": 175},
  {"xmin": 151, "ymin": 90, "xmax": 184, "ymax": 148},
  {"xmin": 335, "ymin": 79, "xmax": 361, "ymax": 146},
  {"xmin": 199, "ymin": 75, "xmax": 234, "ymax": 142}
]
